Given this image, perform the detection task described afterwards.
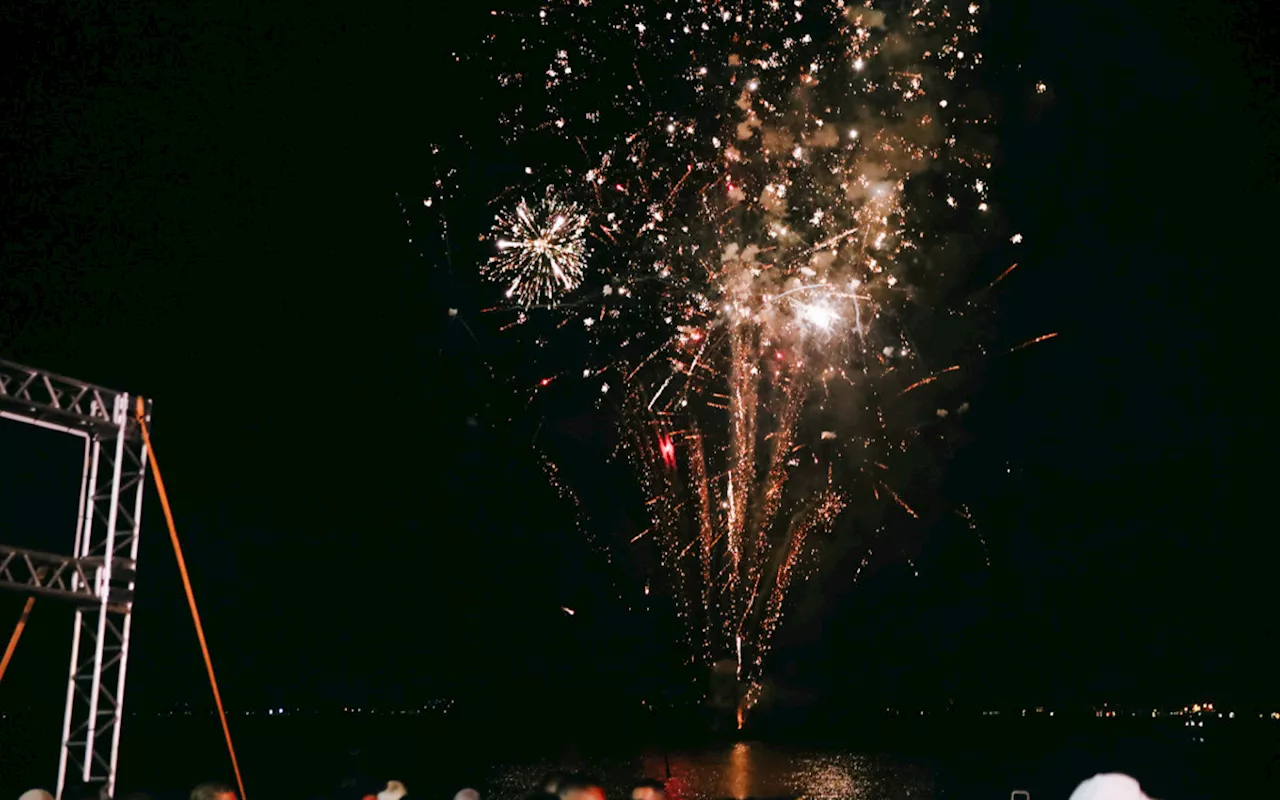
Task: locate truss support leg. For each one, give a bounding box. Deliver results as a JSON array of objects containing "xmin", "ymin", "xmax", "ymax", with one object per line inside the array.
[
  {"xmin": 0, "ymin": 596, "xmax": 36, "ymax": 681},
  {"xmin": 108, "ymin": 437, "xmax": 148, "ymax": 785},
  {"xmin": 55, "ymin": 394, "xmax": 148, "ymax": 800},
  {"xmin": 56, "ymin": 435, "xmax": 98, "ymax": 800}
]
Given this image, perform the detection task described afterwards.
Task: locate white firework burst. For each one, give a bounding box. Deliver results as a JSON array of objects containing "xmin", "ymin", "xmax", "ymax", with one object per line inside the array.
[{"xmin": 484, "ymin": 191, "xmax": 589, "ymax": 307}]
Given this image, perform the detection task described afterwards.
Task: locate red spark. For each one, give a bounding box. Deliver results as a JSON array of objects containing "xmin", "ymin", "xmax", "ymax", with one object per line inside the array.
[{"xmin": 658, "ymin": 433, "xmax": 677, "ymax": 469}]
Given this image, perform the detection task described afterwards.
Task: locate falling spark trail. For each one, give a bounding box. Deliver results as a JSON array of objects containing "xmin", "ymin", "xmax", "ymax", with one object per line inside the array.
[
  {"xmin": 983, "ymin": 262, "xmax": 1020, "ymax": 292},
  {"xmin": 1008, "ymin": 332, "xmax": 1059, "ymax": 354},
  {"xmin": 898, "ymin": 365, "xmax": 961, "ymax": 397},
  {"xmin": 884, "ymin": 484, "xmax": 920, "ymax": 519}
]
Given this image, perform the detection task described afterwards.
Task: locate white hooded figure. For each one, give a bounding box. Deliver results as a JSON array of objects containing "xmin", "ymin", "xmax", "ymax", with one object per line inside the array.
[
  {"xmin": 454, "ymin": 789, "xmax": 480, "ymax": 800},
  {"xmin": 19, "ymin": 792, "xmax": 55, "ymax": 800},
  {"xmin": 1068, "ymin": 773, "xmax": 1154, "ymax": 800},
  {"xmin": 377, "ymin": 781, "xmax": 408, "ymax": 800}
]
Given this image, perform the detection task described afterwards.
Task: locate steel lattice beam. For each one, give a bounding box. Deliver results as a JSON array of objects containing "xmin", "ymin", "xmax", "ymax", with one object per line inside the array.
[
  {"xmin": 0, "ymin": 357, "xmax": 150, "ymax": 439},
  {"xmin": 0, "ymin": 545, "xmax": 99, "ymax": 602},
  {"xmin": 0, "ymin": 357, "xmax": 150, "ymax": 800}
]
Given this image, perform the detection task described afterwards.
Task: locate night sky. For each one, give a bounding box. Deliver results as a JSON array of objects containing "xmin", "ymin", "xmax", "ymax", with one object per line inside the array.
[{"xmin": 1, "ymin": 0, "xmax": 1274, "ymax": 728}]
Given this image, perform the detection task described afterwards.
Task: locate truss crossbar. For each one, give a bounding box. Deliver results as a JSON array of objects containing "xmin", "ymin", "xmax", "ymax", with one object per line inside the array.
[
  {"xmin": 0, "ymin": 544, "xmax": 101, "ymax": 602},
  {"xmin": 0, "ymin": 357, "xmax": 150, "ymax": 800},
  {"xmin": 0, "ymin": 357, "xmax": 150, "ymax": 439}
]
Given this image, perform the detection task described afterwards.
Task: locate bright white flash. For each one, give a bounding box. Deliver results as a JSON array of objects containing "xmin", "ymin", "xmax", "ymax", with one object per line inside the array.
[{"xmin": 798, "ymin": 302, "xmax": 839, "ymax": 331}]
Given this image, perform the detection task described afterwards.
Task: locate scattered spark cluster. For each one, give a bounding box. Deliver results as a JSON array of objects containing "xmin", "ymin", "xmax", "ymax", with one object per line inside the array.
[
  {"xmin": 439, "ymin": 0, "xmax": 1053, "ymax": 722},
  {"xmin": 485, "ymin": 190, "xmax": 590, "ymax": 306}
]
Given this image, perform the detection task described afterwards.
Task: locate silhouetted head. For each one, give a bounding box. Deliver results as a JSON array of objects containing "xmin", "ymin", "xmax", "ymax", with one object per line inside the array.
[
  {"xmin": 631, "ymin": 780, "xmax": 666, "ymax": 800},
  {"xmin": 558, "ymin": 775, "xmax": 605, "ymax": 800},
  {"xmin": 61, "ymin": 783, "xmax": 109, "ymax": 800},
  {"xmin": 379, "ymin": 782, "xmax": 409, "ymax": 800},
  {"xmin": 540, "ymin": 771, "xmax": 570, "ymax": 794},
  {"xmin": 1068, "ymin": 773, "xmax": 1153, "ymax": 800},
  {"xmin": 190, "ymin": 783, "xmax": 236, "ymax": 800}
]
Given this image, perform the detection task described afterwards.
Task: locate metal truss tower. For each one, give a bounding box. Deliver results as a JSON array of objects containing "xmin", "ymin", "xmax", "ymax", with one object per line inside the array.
[{"xmin": 0, "ymin": 357, "xmax": 151, "ymax": 800}]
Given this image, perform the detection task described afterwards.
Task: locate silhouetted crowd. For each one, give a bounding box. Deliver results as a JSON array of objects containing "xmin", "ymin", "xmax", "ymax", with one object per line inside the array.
[
  {"xmin": 18, "ymin": 768, "xmax": 1160, "ymax": 799},
  {"xmin": 525, "ymin": 772, "xmax": 667, "ymax": 800},
  {"xmin": 12, "ymin": 772, "xmax": 667, "ymax": 800}
]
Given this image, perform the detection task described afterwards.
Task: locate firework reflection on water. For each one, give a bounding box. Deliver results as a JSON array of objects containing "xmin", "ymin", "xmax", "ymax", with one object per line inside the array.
[{"xmin": 486, "ymin": 747, "xmax": 932, "ymax": 800}]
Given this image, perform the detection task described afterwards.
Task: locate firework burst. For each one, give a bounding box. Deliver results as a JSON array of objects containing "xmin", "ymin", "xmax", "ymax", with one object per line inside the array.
[
  {"xmin": 484, "ymin": 190, "xmax": 589, "ymax": 307},
  {"xmin": 440, "ymin": 0, "xmax": 1039, "ymax": 724}
]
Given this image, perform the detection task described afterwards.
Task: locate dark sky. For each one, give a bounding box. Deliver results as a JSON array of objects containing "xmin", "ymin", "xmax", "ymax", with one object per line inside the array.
[{"xmin": 0, "ymin": 0, "xmax": 1274, "ymax": 725}]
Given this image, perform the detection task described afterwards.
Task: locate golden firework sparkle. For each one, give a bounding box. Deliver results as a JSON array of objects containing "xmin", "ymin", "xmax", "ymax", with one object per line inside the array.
[{"xmin": 484, "ymin": 191, "xmax": 590, "ymax": 307}]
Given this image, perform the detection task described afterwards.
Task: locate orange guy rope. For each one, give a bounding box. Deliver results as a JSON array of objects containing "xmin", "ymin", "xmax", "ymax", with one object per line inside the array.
[
  {"xmin": 136, "ymin": 398, "xmax": 247, "ymax": 800},
  {"xmin": 0, "ymin": 596, "xmax": 36, "ymax": 683}
]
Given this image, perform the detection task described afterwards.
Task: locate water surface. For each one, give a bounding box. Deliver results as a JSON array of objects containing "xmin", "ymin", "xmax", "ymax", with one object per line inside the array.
[
  {"xmin": 485, "ymin": 745, "xmax": 931, "ymax": 800},
  {"xmin": 4, "ymin": 713, "xmax": 1274, "ymax": 799}
]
